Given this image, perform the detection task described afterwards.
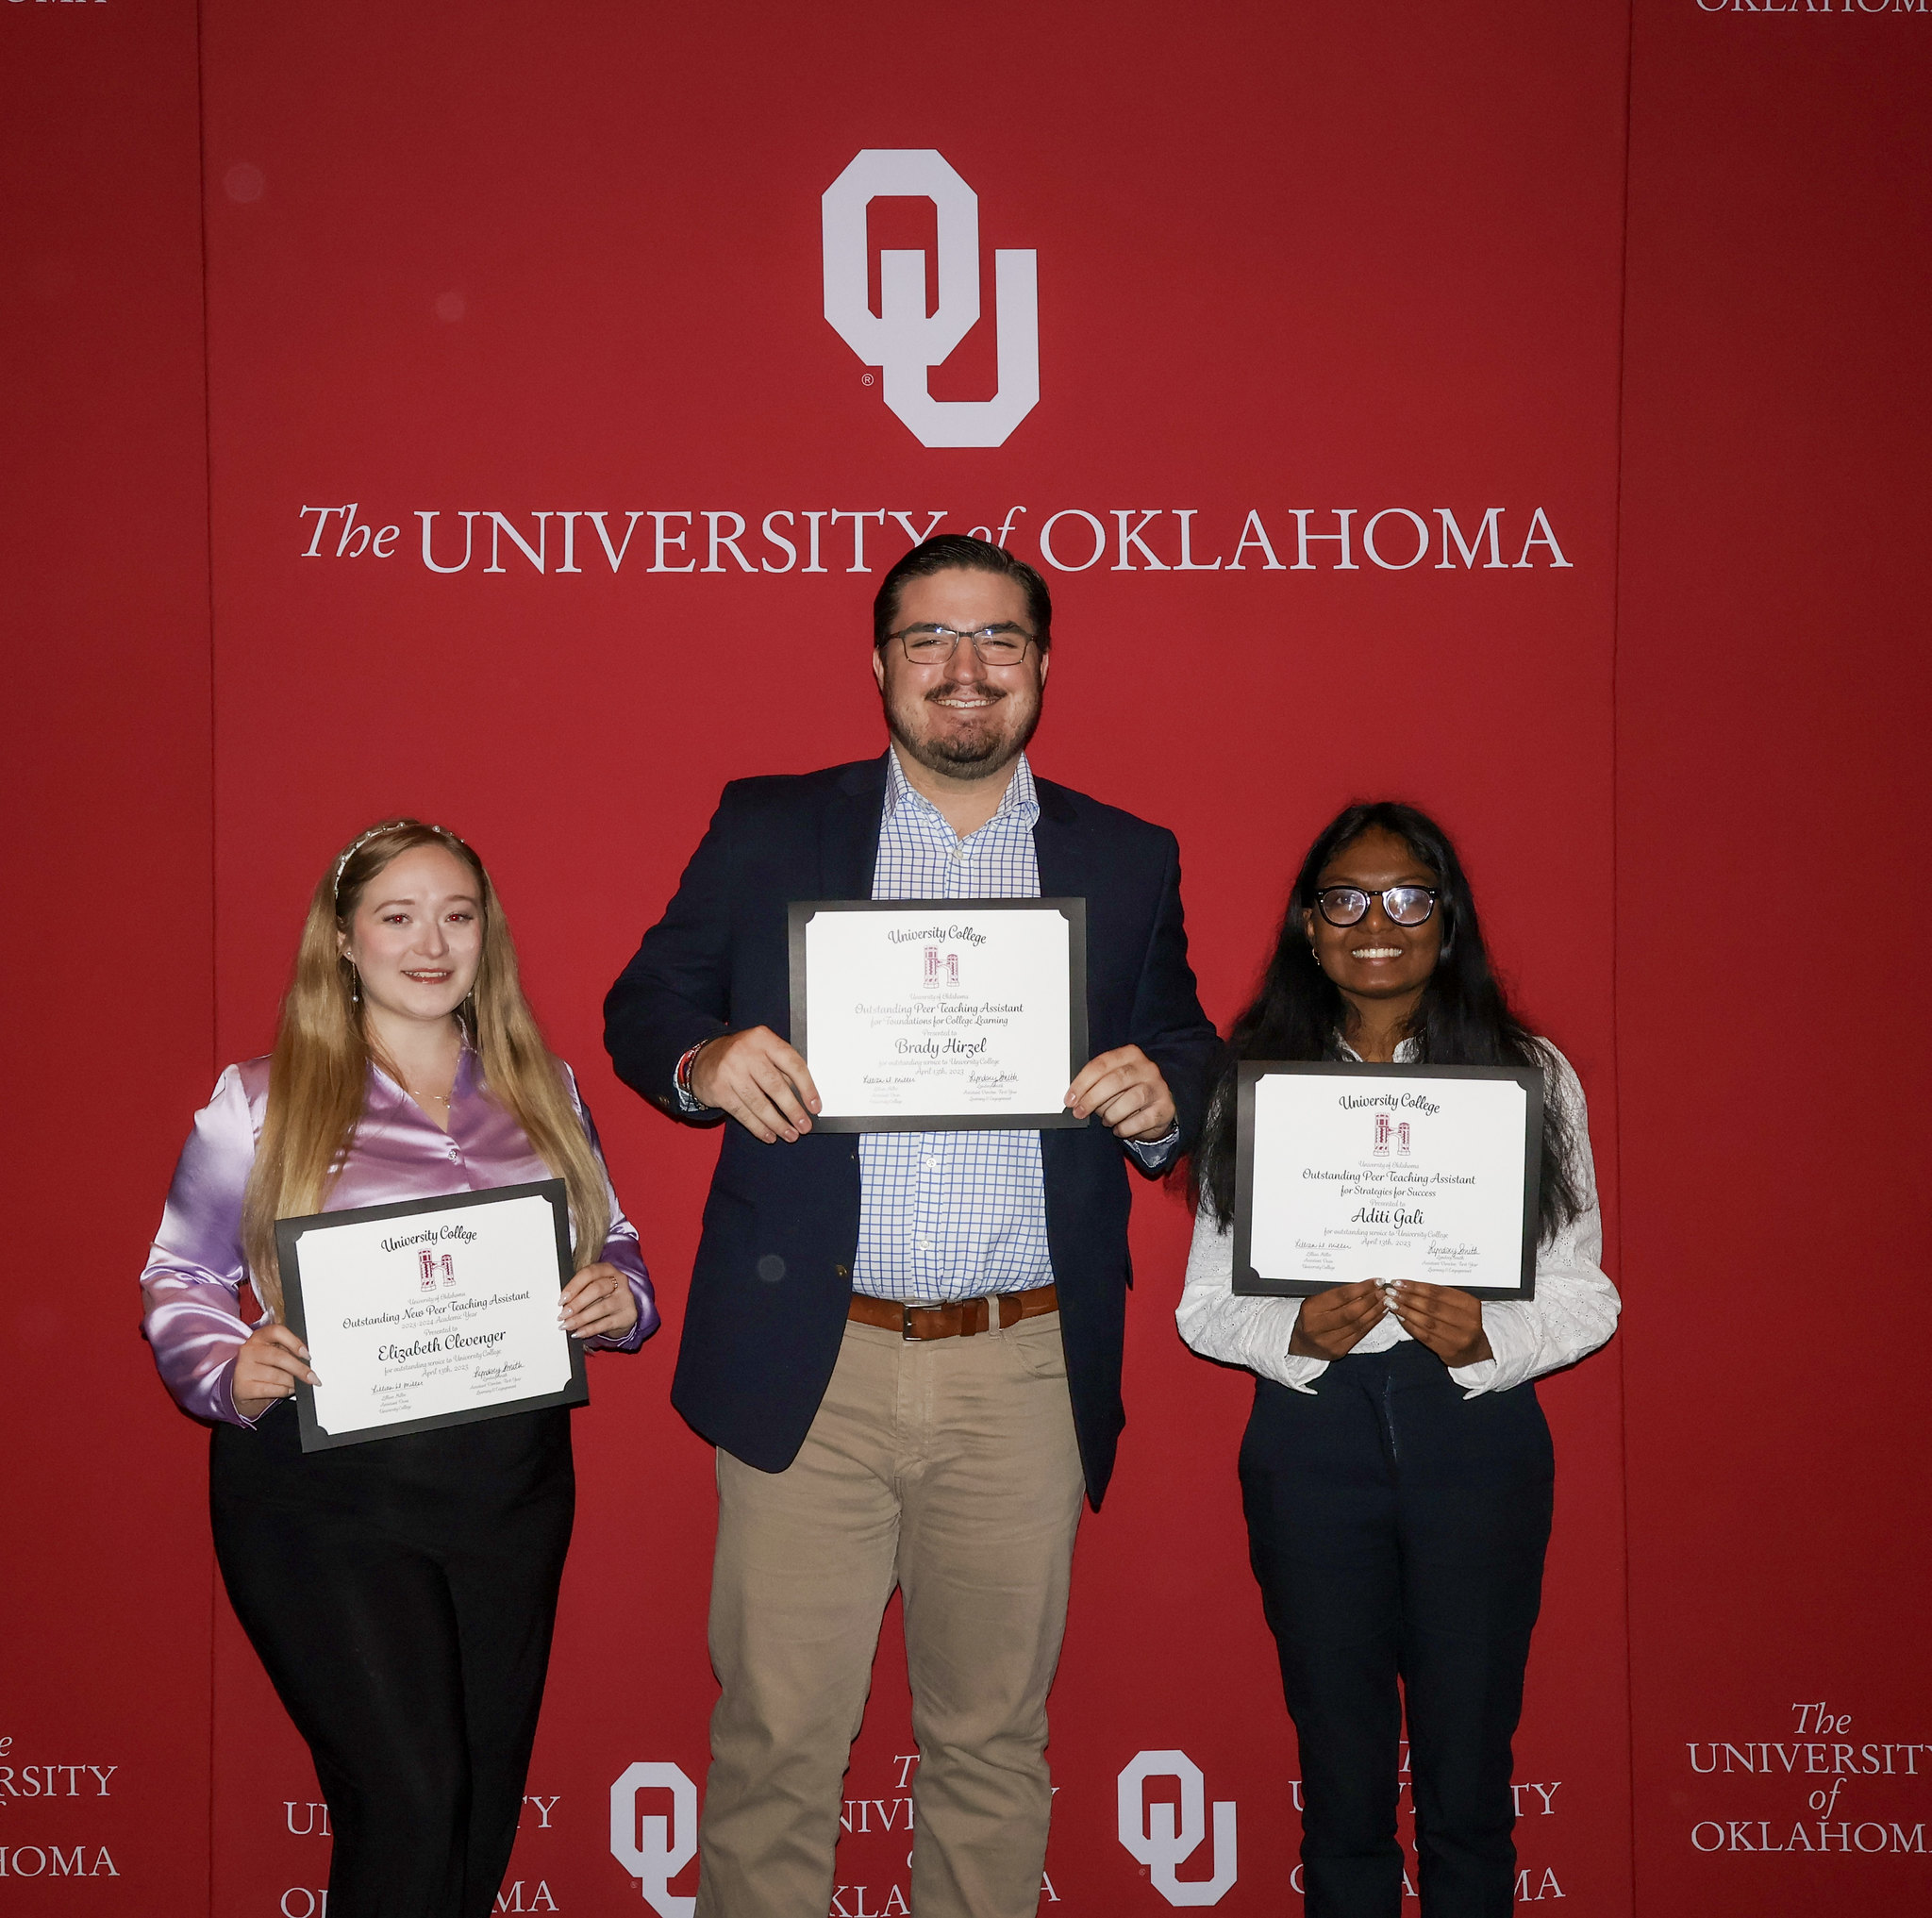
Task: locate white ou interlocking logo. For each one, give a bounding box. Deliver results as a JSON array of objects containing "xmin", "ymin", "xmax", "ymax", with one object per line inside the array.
[
  {"xmin": 610, "ymin": 1762, "xmax": 697, "ymax": 1918},
  {"xmin": 822, "ymin": 148, "xmax": 1040, "ymax": 448},
  {"xmin": 1117, "ymin": 1750, "xmax": 1239, "ymax": 1907}
]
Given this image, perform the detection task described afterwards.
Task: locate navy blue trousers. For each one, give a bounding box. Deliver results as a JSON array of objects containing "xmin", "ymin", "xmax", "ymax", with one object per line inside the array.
[{"xmin": 1239, "ymin": 1341, "xmax": 1553, "ymax": 1918}]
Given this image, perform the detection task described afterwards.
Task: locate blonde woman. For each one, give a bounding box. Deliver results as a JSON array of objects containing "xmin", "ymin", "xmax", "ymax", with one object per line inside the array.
[{"xmin": 141, "ymin": 820, "xmax": 657, "ymax": 1918}]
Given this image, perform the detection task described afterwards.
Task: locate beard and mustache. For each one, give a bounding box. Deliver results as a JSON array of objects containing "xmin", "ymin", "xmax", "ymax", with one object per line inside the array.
[{"xmin": 883, "ymin": 674, "xmax": 1043, "ymax": 779}]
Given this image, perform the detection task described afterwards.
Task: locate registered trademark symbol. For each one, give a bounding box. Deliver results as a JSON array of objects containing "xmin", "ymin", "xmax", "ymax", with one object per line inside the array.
[{"xmin": 861, "ymin": 373, "xmax": 874, "ymax": 386}]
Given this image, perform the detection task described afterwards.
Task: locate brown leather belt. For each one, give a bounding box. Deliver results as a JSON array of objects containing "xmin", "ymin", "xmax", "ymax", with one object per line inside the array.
[{"xmin": 847, "ymin": 1282, "xmax": 1058, "ymax": 1342}]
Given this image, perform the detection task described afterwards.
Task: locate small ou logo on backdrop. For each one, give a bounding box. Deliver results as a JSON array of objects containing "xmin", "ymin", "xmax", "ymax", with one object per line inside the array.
[
  {"xmin": 609, "ymin": 1762, "xmax": 697, "ymax": 1918},
  {"xmin": 1118, "ymin": 1750, "xmax": 1239, "ymax": 1907},
  {"xmin": 822, "ymin": 149, "xmax": 1040, "ymax": 448}
]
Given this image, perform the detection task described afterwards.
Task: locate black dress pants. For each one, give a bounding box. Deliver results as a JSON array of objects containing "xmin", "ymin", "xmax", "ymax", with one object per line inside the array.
[
  {"xmin": 1240, "ymin": 1341, "xmax": 1553, "ymax": 1918},
  {"xmin": 209, "ymin": 1402, "xmax": 575, "ymax": 1918}
]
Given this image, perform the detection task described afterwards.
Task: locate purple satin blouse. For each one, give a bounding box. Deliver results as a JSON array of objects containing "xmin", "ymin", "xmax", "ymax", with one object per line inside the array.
[{"xmin": 141, "ymin": 1045, "xmax": 658, "ymax": 1427}]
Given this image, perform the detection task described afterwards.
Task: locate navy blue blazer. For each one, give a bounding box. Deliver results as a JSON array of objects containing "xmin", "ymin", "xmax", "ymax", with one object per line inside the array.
[{"xmin": 603, "ymin": 754, "xmax": 1219, "ymax": 1507}]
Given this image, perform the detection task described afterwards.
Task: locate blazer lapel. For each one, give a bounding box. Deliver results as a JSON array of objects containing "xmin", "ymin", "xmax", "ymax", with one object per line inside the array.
[
  {"xmin": 1032, "ymin": 778, "xmax": 1091, "ymax": 1177},
  {"xmin": 819, "ymin": 754, "xmax": 889, "ymax": 900},
  {"xmin": 1031, "ymin": 776, "xmax": 1084, "ymax": 900}
]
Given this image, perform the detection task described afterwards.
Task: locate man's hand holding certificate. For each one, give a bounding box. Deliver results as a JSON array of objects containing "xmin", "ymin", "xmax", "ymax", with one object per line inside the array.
[
  {"xmin": 787, "ymin": 899, "xmax": 1090, "ymax": 1131},
  {"xmin": 683, "ymin": 899, "xmax": 1177, "ymax": 1145}
]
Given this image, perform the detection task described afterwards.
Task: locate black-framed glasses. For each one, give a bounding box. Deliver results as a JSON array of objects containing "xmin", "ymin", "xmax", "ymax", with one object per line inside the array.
[
  {"xmin": 1313, "ymin": 885, "xmax": 1440, "ymax": 928},
  {"xmin": 888, "ymin": 623, "xmax": 1037, "ymax": 666}
]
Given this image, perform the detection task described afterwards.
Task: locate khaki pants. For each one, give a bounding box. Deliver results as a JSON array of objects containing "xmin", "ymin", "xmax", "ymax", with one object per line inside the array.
[{"xmin": 695, "ymin": 1310, "xmax": 1087, "ymax": 1918}]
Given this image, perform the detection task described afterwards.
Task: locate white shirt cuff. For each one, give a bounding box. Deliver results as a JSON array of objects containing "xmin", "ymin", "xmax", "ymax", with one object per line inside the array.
[
  {"xmin": 1279, "ymin": 1351, "xmax": 1327, "ymax": 1395},
  {"xmin": 1451, "ymin": 1302, "xmax": 1534, "ymax": 1395}
]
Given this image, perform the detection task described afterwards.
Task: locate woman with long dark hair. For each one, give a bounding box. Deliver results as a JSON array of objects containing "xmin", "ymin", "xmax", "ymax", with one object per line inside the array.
[
  {"xmin": 141, "ymin": 820, "xmax": 658, "ymax": 1918},
  {"xmin": 1178, "ymin": 802, "xmax": 1618, "ymax": 1918}
]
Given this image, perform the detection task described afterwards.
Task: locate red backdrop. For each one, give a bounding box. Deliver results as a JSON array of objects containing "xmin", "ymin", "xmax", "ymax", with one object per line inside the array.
[{"xmin": 2, "ymin": 4, "xmax": 1925, "ymax": 1914}]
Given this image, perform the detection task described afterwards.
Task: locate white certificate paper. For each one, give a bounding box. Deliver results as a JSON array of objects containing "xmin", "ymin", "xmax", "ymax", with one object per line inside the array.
[
  {"xmin": 788, "ymin": 899, "xmax": 1089, "ymax": 1130},
  {"xmin": 1234, "ymin": 1064, "xmax": 1542, "ymax": 1299},
  {"xmin": 277, "ymin": 1180, "xmax": 586, "ymax": 1451}
]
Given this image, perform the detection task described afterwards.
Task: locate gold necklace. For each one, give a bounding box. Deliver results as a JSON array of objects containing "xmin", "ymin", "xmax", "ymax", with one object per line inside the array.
[
  {"xmin": 391, "ymin": 1068, "xmax": 455, "ymax": 1107},
  {"xmin": 380, "ymin": 1038, "xmax": 458, "ymax": 1109}
]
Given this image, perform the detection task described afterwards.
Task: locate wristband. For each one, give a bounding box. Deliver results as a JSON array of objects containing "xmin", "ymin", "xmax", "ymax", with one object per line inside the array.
[{"xmin": 675, "ymin": 1038, "xmax": 714, "ymax": 1105}]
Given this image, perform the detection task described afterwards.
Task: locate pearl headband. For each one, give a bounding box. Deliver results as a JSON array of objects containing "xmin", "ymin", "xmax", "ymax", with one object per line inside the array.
[{"xmin": 332, "ymin": 821, "xmax": 471, "ymax": 905}]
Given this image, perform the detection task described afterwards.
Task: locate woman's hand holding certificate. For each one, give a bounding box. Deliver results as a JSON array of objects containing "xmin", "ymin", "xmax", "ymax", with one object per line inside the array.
[
  {"xmin": 1285, "ymin": 1275, "xmax": 1494, "ymax": 1365},
  {"xmin": 277, "ymin": 1180, "xmax": 590, "ymax": 1451},
  {"xmin": 1385, "ymin": 1278, "xmax": 1491, "ymax": 1365},
  {"xmin": 558, "ymin": 1259, "xmax": 640, "ymax": 1342},
  {"xmin": 1234, "ymin": 1063, "xmax": 1544, "ymax": 1303},
  {"xmin": 1285, "ymin": 1279, "xmax": 1386, "ymax": 1362},
  {"xmin": 231, "ymin": 1322, "xmax": 321, "ymax": 1421}
]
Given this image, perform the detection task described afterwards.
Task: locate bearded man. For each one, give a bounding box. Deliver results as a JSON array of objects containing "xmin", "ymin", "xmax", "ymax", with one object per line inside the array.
[{"xmin": 604, "ymin": 534, "xmax": 1219, "ymax": 1918}]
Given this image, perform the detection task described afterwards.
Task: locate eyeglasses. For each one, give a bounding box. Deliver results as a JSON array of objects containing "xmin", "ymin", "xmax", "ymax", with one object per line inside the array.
[
  {"xmin": 888, "ymin": 623, "xmax": 1038, "ymax": 666},
  {"xmin": 1312, "ymin": 885, "xmax": 1440, "ymax": 928}
]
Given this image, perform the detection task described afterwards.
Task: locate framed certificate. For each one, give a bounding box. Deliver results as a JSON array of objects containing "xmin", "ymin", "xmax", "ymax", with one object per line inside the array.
[
  {"xmin": 275, "ymin": 1179, "xmax": 588, "ymax": 1452},
  {"xmin": 1233, "ymin": 1062, "xmax": 1543, "ymax": 1300},
  {"xmin": 788, "ymin": 898, "xmax": 1089, "ymax": 1131}
]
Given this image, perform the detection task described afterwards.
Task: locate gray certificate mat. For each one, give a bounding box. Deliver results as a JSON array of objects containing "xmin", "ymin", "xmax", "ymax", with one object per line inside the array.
[
  {"xmin": 1234, "ymin": 1062, "xmax": 1543, "ymax": 1300},
  {"xmin": 276, "ymin": 1178, "xmax": 587, "ymax": 1451}
]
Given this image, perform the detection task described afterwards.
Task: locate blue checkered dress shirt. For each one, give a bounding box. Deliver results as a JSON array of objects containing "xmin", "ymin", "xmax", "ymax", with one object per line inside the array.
[{"xmin": 853, "ymin": 752, "xmax": 1056, "ymax": 1304}]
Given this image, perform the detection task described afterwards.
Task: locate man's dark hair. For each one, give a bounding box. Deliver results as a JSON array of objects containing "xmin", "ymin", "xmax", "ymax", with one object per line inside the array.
[
  {"xmin": 873, "ymin": 535, "xmax": 1053, "ymax": 651},
  {"xmin": 1189, "ymin": 800, "xmax": 1582, "ymax": 1243}
]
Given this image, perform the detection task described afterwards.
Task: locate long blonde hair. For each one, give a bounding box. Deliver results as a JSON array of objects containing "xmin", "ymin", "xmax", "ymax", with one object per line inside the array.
[{"xmin": 241, "ymin": 819, "xmax": 610, "ymax": 1315}]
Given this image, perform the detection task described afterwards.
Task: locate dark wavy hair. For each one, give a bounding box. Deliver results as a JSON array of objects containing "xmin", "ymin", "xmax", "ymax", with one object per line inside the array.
[
  {"xmin": 873, "ymin": 534, "xmax": 1053, "ymax": 651},
  {"xmin": 1191, "ymin": 801, "xmax": 1582, "ymax": 1242}
]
